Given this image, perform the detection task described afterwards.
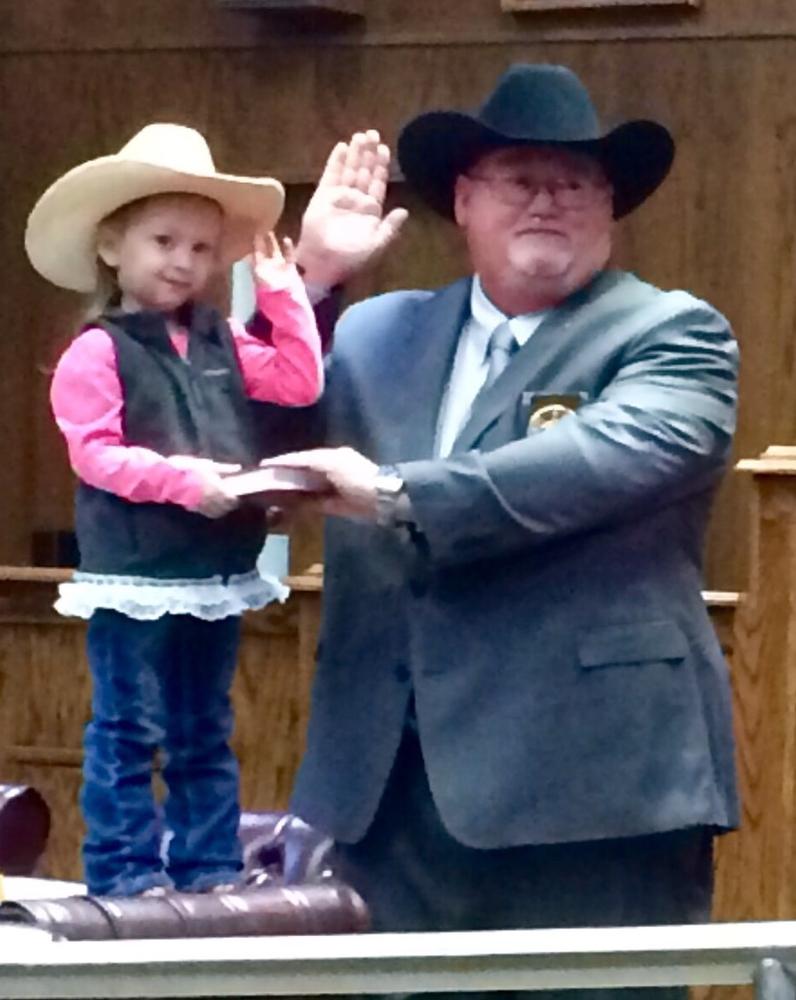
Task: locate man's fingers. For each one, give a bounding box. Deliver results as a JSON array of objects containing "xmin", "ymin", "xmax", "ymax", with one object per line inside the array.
[
  {"xmin": 349, "ymin": 130, "xmax": 381, "ymax": 161},
  {"xmin": 336, "ymin": 134, "xmax": 391, "ymax": 201},
  {"xmin": 374, "ymin": 208, "xmax": 409, "ymax": 251},
  {"xmin": 366, "ymin": 146, "xmax": 391, "ymax": 202},
  {"xmin": 368, "ymin": 174, "xmax": 388, "ymax": 208},
  {"xmin": 316, "ymin": 141, "xmax": 348, "ymax": 190},
  {"xmin": 375, "ymin": 142, "xmax": 390, "ymax": 167},
  {"xmin": 340, "ymin": 162, "xmax": 373, "ymax": 193},
  {"xmin": 259, "ymin": 450, "xmax": 329, "ymax": 470},
  {"xmin": 330, "ymin": 189, "xmax": 382, "ymax": 215},
  {"xmin": 259, "ymin": 447, "xmax": 361, "ymax": 478},
  {"xmin": 342, "ymin": 132, "xmax": 369, "ymax": 182},
  {"xmin": 344, "ymin": 132, "xmax": 383, "ymax": 194},
  {"xmin": 307, "ymin": 177, "xmax": 385, "ymax": 215},
  {"xmin": 355, "ymin": 165, "xmax": 376, "ymax": 193}
]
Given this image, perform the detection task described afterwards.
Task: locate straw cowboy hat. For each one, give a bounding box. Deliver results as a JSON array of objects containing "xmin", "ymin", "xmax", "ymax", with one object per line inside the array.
[
  {"xmin": 25, "ymin": 123, "xmax": 285, "ymax": 292},
  {"xmin": 397, "ymin": 63, "xmax": 675, "ymax": 220}
]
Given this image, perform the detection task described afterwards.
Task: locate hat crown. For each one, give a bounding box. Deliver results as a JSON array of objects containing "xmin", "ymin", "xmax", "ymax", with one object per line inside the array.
[
  {"xmin": 396, "ymin": 61, "xmax": 674, "ymax": 221},
  {"xmin": 117, "ymin": 124, "xmax": 217, "ymax": 174},
  {"xmin": 26, "ymin": 121, "xmax": 284, "ymax": 293},
  {"xmin": 478, "ymin": 64, "xmax": 601, "ymax": 143}
]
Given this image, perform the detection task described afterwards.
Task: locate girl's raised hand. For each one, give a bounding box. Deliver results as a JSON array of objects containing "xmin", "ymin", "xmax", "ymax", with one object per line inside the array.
[{"xmin": 251, "ymin": 231, "xmax": 298, "ymax": 293}]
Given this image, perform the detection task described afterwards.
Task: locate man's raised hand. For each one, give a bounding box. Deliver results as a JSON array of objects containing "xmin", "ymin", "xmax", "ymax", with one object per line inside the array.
[{"xmin": 296, "ymin": 130, "xmax": 408, "ymax": 288}]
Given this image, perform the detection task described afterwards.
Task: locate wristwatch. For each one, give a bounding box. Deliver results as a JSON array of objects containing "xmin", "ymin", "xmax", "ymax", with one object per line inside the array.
[{"xmin": 374, "ymin": 465, "xmax": 411, "ymax": 530}]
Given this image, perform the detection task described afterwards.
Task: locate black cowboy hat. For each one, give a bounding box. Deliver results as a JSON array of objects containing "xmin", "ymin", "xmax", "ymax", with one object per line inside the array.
[{"xmin": 397, "ymin": 63, "xmax": 674, "ymax": 220}]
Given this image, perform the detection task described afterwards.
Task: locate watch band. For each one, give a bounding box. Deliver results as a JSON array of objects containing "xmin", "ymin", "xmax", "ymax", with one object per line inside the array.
[{"xmin": 374, "ymin": 465, "xmax": 406, "ymax": 529}]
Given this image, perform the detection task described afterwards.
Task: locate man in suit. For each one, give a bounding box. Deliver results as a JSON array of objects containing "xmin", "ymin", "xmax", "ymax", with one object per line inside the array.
[{"xmin": 279, "ymin": 63, "xmax": 739, "ymax": 996}]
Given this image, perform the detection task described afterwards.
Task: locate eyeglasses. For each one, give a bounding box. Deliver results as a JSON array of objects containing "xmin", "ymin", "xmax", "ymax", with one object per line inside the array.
[{"xmin": 466, "ymin": 173, "xmax": 608, "ymax": 211}]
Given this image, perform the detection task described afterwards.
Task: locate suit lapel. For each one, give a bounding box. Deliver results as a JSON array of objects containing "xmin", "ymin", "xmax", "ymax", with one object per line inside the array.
[
  {"xmin": 451, "ymin": 271, "xmax": 621, "ymax": 453},
  {"xmin": 394, "ymin": 278, "xmax": 472, "ymax": 460}
]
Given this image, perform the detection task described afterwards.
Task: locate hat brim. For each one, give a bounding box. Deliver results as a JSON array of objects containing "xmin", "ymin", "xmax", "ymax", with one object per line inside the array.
[
  {"xmin": 397, "ymin": 111, "xmax": 674, "ymax": 220},
  {"xmin": 25, "ymin": 156, "xmax": 285, "ymax": 292}
]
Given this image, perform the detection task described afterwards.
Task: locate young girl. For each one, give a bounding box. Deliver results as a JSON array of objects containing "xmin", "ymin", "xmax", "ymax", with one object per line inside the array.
[{"xmin": 25, "ymin": 123, "xmax": 324, "ymax": 897}]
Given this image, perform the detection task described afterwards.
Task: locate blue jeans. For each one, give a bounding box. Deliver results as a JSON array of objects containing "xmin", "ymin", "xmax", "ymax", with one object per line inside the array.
[{"xmin": 82, "ymin": 609, "xmax": 243, "ymax": 896}]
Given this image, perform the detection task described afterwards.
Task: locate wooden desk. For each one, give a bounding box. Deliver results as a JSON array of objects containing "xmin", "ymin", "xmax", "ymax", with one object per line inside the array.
[
  {"xmin": 0, "ymin": 567, "xmax": 321, "ymax": 880},
  {"xmin": 0, "ymin": 568, "xmax": 739, "ymax": 885}
]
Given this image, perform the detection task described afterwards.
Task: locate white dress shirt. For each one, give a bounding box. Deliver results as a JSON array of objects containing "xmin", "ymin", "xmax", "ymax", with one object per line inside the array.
[{"xmin": 435, "ymin": 277, "xmax": 548, "ymax": 457}]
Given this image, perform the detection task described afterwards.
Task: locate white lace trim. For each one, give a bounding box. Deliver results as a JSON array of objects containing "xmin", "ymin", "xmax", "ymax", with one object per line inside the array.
[{"xmin": 54, "ymin": 570, "xmax": 289, "ymax": 621}]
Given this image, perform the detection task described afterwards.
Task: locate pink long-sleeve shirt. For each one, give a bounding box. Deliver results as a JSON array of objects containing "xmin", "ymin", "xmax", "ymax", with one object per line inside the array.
[{"xmin": 50, "ymin": 276, "xmax": 323, "ymax": 513}]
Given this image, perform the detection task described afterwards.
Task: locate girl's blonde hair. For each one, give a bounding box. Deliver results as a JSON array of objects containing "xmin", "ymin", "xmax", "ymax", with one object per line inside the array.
[
  {"xmin": 80, "ymin": 199, "xmax": 137, "ymax": 325},
  {"xmin": 82, "ymin": 257, "xmax": 122, "ymax": 324}
]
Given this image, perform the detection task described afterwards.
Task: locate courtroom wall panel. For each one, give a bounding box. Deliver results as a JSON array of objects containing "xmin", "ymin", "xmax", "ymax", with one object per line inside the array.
[
  {"xmin": 2, "ymin": 15, "xmax": 795, "ymax": 587},
  {"xmin": 1, "ymin": 0, "xmax": 795, "ymax": 52}
]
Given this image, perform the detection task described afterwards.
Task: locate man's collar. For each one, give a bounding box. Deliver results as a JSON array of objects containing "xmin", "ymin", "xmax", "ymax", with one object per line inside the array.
[
  {"xmin": 470, "ymin": 275, "xmax": 507, "ymax": 333},
  {"xmin": 470, "ymin": 275, "xmax": 550, "ymax": 348}
]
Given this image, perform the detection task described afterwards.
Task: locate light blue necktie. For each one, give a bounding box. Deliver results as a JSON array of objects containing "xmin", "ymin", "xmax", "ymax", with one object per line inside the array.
[{"xmin": 482, "ymin": 321, "xmax": 517, "ymax": 393}]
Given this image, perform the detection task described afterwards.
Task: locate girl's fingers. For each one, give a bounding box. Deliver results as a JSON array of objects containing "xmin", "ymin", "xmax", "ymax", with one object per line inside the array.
[
  {"xmin": 251, "ymin": 232, "xmax": 268, "ymax": 274},
  {"xmin": 253, "ymin": 231, "xmax": 292, "ymax": 280},
  {"xmin": 253, "ymin": 230, "xmax": 268, "ymax": 260},
  {"xmin": 282, "ymin": 236, "xmax": 295, "ymax": 264}
]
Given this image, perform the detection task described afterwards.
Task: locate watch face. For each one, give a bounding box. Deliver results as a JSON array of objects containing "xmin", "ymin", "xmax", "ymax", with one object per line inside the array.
[
  {"xmin": 375, "ymin": 474, "xmax": 406, "ymax": 529},
  {"xmin": 379, "ymin": 475, "xmax": 405, "ymax": 496}
]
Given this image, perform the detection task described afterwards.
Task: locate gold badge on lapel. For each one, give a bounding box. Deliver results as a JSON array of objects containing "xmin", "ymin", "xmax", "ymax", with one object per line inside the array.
[{"xmin": 525, "ymin": 393, "xmax": 585, "ymax": 433}]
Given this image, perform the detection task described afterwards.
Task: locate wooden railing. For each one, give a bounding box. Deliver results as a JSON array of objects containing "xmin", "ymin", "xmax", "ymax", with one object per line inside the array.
[{"xmin": 0, "ymin": 565, "xmax": 739, "ymax": 886}]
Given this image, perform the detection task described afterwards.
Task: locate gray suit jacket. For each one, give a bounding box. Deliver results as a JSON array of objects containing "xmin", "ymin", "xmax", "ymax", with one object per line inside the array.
[{"xmin": 290, "ymin": 269, "xmax": 740, "ymax": 848}]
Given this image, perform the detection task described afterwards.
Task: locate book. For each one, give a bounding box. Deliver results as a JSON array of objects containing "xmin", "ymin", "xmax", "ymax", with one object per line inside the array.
[{"xmin": 221, "ymin": 465, "xmax": 329, "ymax": 498}]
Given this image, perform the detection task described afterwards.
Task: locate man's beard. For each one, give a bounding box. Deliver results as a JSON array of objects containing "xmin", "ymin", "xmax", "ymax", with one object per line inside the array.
[{"xmin": 508, "ymin": 235, "xmax": 573, "ymax": 281}]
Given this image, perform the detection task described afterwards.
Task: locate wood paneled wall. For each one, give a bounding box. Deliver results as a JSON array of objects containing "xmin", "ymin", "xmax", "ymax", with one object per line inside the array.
[
  {"xmin": 2, "ymin": 1, "xmax": 796, "ymax": 588},
  {"xmin": 1, "ymin": 0, "xmax": 795, "ymax": 50}
]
